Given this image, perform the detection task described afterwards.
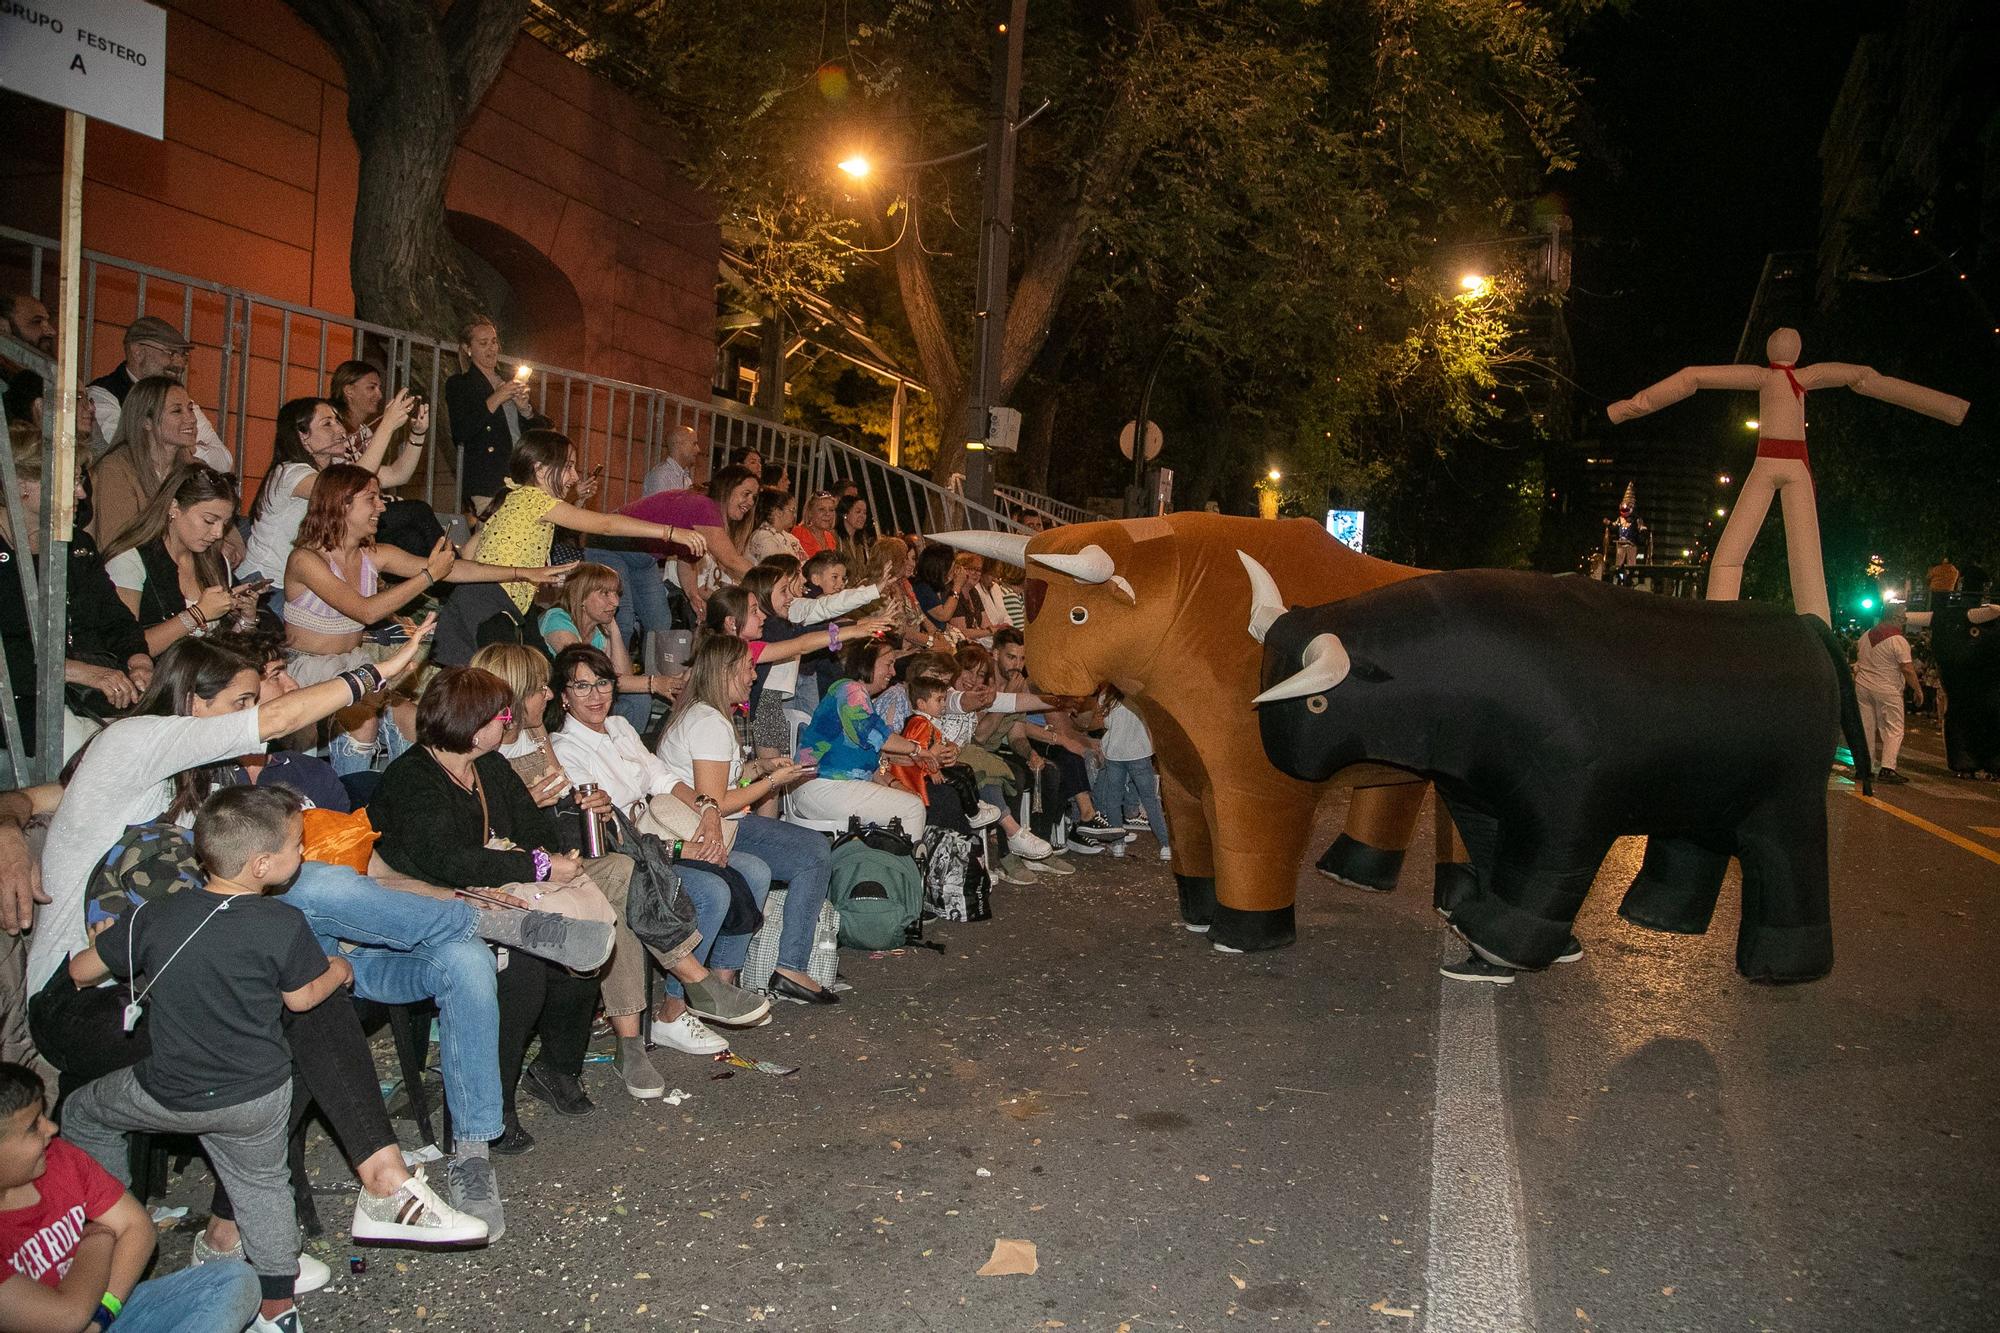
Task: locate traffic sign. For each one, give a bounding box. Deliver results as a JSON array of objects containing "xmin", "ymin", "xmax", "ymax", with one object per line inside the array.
[{"xmin": 1118, "ymin": 418, "xmax": 1163, "ymax": 461}]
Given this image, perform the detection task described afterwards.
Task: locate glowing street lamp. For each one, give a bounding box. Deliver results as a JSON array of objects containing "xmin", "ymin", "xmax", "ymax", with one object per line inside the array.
[
  {"xmin": 1717, "ymin": 474, "xmax": 1732, "ymax": 485},
  {"xmin": 1458, "ymin": 273, "xmax": 1490, "ymax": 296},
  {"xmin": 1744, "ymin": 418, "xmax": 1760, "ymax": 430},
  {"xmin": 837, "ymin": 155, "xmax": 873, "ymax": 180},
  {"xmin": 1267, "ymin": 468, "xmax": 1283, "ymax": 483}
]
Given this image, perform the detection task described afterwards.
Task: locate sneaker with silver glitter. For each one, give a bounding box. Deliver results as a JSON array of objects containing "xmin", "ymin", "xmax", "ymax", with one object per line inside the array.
[{"xmin": 352, "ymin": 1166, "xmax": 489, "ymax": 1246}]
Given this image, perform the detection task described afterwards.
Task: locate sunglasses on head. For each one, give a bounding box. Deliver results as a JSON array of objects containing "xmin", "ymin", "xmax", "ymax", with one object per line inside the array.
[
  {"xmin": 808, "ymin": 490, "xmax": 835, "ymax": 501},
  {"xmin": 492, "ymin": 708, "xmax": 514, "ymax": 727}
]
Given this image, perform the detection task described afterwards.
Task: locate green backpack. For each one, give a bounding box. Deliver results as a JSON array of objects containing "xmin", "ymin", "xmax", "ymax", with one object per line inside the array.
[{"xmin": 827, "ymin": 818, "xmax": 923, "ymax": 951}]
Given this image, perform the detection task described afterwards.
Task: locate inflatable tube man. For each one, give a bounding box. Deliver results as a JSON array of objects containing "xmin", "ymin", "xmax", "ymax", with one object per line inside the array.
[{"xmin": 1607, "ymin": 328, "xmax": 1968, "ymax": 624}]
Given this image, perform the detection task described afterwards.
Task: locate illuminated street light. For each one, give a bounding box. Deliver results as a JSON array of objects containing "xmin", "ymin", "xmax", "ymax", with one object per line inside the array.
[
  {"xmin": 1717, "ymin": 474, "xmax": 1732, "ymax": 485},
  {"xmin": 1267, "ymin": 468, "xmax": 1283, "ymax": 483},
  {"xmin": 837, "ymin": 155, "xmax": 873, "ymax": 180},
  {"xmin": 1458, "ymin": 273, "xmax": 1489, "ymax": 296},
  {"xmin": 1715, "ymin": 507, "xmax": 1727, "ymax": 517},
  {"xmin": 1744, "ymin": 419, "xmax": 1759, "ymax": 430}
]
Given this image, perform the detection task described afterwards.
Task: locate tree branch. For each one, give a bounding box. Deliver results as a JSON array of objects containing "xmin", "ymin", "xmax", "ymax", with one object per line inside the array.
[
  {"xmin": 441, "ymin": 0, "xmax": 533, "ymax": 124},
  {"xmin": 281, "ymin": 0, "xmax": 390, "ymax": 104}
]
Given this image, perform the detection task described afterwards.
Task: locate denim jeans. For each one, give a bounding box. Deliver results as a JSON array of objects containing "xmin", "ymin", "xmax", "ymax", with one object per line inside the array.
[
  {"xmin": 1091, "ymin": 756, "xmax": 1170, "ymax": 846},
  {"xmin": 329, "ymin": 705, "xmax": 409, "ymax": 778},
  {"xmin": 612, "ymin": 689, "xmax": 653, "ymax": 732},
  {"xmin": 663, "ymin": 861, "xmax": 766, "ymax": 999},
  {"xmin": 118, "ymin": 1254, "xmax": 262, "ymax": 1332},
  {"xmin": 278, "ymin": 863, "xmax": 504, "ymax": 1144},
  {"xmin": 590, "ymin": 546, "xmax": 677, "ymax": 642},
  {"xmin": 729, "ymin": 815, "xmax": 832, "ymax": 971}
]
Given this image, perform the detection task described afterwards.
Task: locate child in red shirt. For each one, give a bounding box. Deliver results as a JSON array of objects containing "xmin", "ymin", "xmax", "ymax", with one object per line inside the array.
[{"xmin": 0, "ymin": 1061, "xmax": 259, "ymax": 1332}]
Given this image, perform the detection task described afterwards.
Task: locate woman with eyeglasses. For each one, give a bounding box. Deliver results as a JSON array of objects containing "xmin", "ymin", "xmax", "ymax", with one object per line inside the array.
[{"xmin": 548, "ymin": 644, "xmax": 789, "ymax": 1053}]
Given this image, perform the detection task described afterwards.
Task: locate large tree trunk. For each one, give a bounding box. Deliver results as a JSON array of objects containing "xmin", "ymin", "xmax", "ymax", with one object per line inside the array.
[{"xmin": 284, "ymin": 0, "xmax": 527, "ymax": 336}]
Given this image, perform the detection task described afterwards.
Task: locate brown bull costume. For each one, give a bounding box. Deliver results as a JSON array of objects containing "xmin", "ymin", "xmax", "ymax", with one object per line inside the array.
[{"xmin": 937, "ymin": 515, "xmax": 1467, "ymax": 953}]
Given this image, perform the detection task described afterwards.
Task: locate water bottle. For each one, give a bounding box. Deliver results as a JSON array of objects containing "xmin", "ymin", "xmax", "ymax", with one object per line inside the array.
[
  {"xmin": 1111, "ymin": 838, "xmax": 1127, "ymax": 859},
  {"xmin": 811, "ymin": 926, "xmax": 840, "ymax": 986},
  {"xmin": 574, "ymin": 783, "xmax": 604, "ymax": 857}
]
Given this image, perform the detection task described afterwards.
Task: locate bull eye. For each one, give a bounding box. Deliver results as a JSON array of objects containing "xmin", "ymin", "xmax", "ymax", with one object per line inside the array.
[
  {"xmin": 1306, "ymin": 695, "xmax": 1328, "ymax": 714},
  {"xmin": 1069, "ymin": 606, "xmax": 1089, "ymax": 625}
]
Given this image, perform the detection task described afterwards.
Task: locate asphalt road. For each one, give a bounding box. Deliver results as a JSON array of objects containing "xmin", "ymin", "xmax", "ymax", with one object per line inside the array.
[{"xmin": 156, "ymin": 725, "xmax": 1999, "ymax": 1332}]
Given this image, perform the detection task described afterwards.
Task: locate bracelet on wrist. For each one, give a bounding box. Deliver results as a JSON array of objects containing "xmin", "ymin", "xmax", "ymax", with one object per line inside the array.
[{"xmin": 530, "ymin": 848, "xmax": 552, "ymax": 882}]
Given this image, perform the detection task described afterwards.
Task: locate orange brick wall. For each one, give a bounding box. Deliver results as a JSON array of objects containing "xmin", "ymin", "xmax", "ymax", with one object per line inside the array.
[{"xmin": 0, "ymin": 0, "xmax": 718, "ymax": 501}]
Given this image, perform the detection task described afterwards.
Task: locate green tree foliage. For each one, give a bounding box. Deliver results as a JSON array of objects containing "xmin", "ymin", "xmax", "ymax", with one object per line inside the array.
[{"xmin": 568, "ymin": 0, "xmax": 1603, "ymax": 526}]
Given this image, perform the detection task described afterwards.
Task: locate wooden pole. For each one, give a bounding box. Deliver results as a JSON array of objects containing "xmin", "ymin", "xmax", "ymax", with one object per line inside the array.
[
  {"xmin": 888, "ymin": 379, "xmax": 906, "ymax": 468},
  {"xmin": 33, "ymin": 111, "xmax": 85, "ymax": 780}
]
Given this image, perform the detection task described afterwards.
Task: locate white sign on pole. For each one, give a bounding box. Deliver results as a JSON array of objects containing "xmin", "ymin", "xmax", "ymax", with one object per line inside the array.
[
  {"xmin": 0, "ymin": 0, "xmax": 167, "ymax": 140},
  {"xmin": 1118, "ymin": 418, "xmax": 1163, "ymax": 461}
]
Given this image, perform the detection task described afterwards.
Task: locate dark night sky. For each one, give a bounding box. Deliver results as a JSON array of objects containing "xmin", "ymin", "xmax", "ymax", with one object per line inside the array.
[{"xmin": 1561, "ymin": 0, "xmax": 1872, "ymax": 412}]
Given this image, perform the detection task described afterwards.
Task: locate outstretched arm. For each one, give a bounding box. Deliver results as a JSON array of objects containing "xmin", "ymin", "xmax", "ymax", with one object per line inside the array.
[
  {"xmin": 1607, "ymin": 364, "xmax": 1766, "ymax": 424},
  {"xmin": 1798, "ymin": 363, "xmax": 1970, "ymax": 426}
]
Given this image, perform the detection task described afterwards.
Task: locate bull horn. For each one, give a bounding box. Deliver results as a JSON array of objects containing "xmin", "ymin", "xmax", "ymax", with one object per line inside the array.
[
  {"xmin": 1238, "ymin": 551, "xmax": 1285, "ymax": 643},
  {"xmin": 1030, "ymin": 544, "xmax": 1116, "ymax": 584},
  {"xmin": 929, "ymin": 530, "xmax": 1032, "ymax": 567},
  {"xmin": 1252, "ymin": 632, "xmax": 1351, "ymax": 705}
]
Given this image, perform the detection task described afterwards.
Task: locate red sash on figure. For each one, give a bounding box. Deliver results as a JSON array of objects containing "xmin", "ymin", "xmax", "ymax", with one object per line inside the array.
[{"xmin": 1757, "ymin": 364, "xmax": 1810, "ymax": 468}]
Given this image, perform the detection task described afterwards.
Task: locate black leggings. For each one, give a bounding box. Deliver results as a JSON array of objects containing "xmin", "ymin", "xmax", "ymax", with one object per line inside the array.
[
  {"xmin": 495, "ymin": 956, "xmax": 600, "ymax": 1122},
  {"xmin": 29, "ymin": 971, "xmax": 398, "ymax": 1215}
]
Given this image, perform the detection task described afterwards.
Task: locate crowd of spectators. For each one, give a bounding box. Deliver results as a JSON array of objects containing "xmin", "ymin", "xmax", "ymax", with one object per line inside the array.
[{"xmin": 0, "ymin": 305, "xmax": 1171, "ymax": 1332}]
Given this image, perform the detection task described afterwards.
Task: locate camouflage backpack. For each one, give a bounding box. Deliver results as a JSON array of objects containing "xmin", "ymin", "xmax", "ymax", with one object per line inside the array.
[{"xmin": 85, "ymin": 822, "xmax": 204, "ymax": 929}]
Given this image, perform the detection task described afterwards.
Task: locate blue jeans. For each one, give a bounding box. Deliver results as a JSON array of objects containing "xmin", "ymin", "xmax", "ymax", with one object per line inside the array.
[
  {"xmin": 118, "ymin": 1257, "xmax": 261, "ymax": 1332},
  {"xmin": 1091, "ymin": 756, "xmax": 1170, "ymax": 845},
  {"xmin": 613, "ymin": 689, "xmax": 653, "ymax": 733},
  {"xmin": 591, "ymin": 546, "xmax": 677, "ymax": 643},
  {"xmin": 664, "ymin": 860, "xmax": 766, "ymax": 1000},
  {"xmin": 280, "ymin": 863, "xmax": 504, "ymax": 1143},
  {"xmin": 729, "ymin": 814, "xmax": 832, "ymax": 971},
  {"xmin": 329, "ymin": 705, "xmax": 410, "ymax": 778}
]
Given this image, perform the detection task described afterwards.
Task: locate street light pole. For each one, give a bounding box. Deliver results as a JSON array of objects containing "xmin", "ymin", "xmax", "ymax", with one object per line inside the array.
[{"xmin": 964, "ymin": 0, "xmax": 1028, "ymax": 520}]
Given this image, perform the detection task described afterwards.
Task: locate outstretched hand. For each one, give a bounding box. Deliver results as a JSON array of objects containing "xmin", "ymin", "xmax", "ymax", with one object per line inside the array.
[{"xmin": 380, "ymin": 614, "xmax": 436, "ymax": 681}]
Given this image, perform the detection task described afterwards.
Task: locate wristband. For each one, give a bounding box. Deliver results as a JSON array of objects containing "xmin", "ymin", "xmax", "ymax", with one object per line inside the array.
[
  {"xmin": 98, "ymin": 1292, "xmax": 122, "ymax": 1318},
  {"xmin": 694, "ymin": 795, "xmax": 719, "ymax": 813},
  {"xmin": 420, "ymin": 568, "xmax": 435, "ymax": 585},
  {"xmin": 530, "ymin": 849, "xmax": 552, "ymax": 882}
]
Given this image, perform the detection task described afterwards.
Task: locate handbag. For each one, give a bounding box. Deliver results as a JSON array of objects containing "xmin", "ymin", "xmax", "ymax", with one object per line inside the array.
[
  {"xmin": 302, "ymin": 807, "xmax": 380, "ymax": 872},
  {"xmin": 601, "ymin": 805, "xmax": 701, "ymax": 956},
  {"xmin": 635, "ymin": 792, "xmax": 737, "ymax": 851},
  {"xmin": 741, "ymin": 888, "xmax": 840, "ymax": 993}
]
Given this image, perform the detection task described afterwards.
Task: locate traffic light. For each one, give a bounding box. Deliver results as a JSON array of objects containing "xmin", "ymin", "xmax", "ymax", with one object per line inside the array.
[{"xmin": 1856, "ymin": 593, "xmax": 1878, "ymax": 614}]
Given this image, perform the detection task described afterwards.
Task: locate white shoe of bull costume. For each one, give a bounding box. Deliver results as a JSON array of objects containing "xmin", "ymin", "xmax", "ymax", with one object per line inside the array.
[{"xmin": 1607, "ymin": 328, "xmax": 1968, "ymax": 626}]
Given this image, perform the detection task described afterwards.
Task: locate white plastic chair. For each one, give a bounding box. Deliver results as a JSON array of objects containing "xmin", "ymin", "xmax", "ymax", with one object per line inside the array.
[{"xmin": 781, "ymin": 707, "xmax": 847, "ymax": 837}]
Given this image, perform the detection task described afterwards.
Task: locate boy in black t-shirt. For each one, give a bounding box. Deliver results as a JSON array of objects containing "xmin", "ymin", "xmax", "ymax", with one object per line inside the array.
[{"xmin": 60, "ymin": 786, "xmax": 350, "ymax": 1332}]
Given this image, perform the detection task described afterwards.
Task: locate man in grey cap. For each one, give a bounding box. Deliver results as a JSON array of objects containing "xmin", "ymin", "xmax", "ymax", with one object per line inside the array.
[{"xmin": 87, "ymin": 314, "xmax": 233, "ymax": 472}]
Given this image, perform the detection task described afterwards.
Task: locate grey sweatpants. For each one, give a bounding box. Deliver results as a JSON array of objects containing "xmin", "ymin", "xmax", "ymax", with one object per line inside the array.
[{"xmin": 62, "ymin": 1071, "xmax": 298, "ymax": 1284}]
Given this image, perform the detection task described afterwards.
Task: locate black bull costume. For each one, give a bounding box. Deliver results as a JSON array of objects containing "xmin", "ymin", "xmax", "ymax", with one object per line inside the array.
[{"xmin": 1248, "ymin": 566, "xmax": 1870, "ymax": 983}]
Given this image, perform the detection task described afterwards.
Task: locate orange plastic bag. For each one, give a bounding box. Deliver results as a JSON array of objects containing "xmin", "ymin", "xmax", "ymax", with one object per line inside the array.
[{"xmin": 302, "ymin": 806, "xmax": 380, "ymax": 872}]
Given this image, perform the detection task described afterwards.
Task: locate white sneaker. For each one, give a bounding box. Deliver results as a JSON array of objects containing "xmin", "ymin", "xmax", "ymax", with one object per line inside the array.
[
  {"xmin": 249, "ymin": 1308, "xmax": 303, "ymax": 1333},
  {"xmin": 191, "ymin": 1234, "xmax": 331, "ymax": 1294},
  {"xmin": 1007, "ymin": 828, "xmax": 1053, "ymax": 859},
  {"xmin": 1158, "ymin": 845, "xmax": 1173, "ymax": 861},
  {"xmin": 651, "ymin": 1011, "xmax": 729, "ymax": 1055},
  {"xmin": 1124, "ymin": 812, "xmax": 1149, "ymax": 830},
  {"xmin": 968, "ymin": 800, "xmax": 1003, "ymax": 829},
  {"xmin": 351, "ymin": 1166, "xmax": 490, "ymax": 1246}
]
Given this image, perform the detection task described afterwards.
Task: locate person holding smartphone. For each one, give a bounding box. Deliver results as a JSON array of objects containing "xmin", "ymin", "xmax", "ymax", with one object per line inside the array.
[
  {"xmin": 101, "ymin": 462, "xmax": 262, "ymax": 655},
  {"xmin": 653, "ymin": 635, "xmax": 836, "ymax": 1007}
]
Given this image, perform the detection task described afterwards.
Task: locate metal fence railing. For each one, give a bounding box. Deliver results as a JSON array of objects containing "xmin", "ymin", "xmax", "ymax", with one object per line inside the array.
[
  {"xmin": 808, "ymin": 436, "xmax": 1023, "ymax": 539},
  {"xmin": 0, "ymin": 224, "xmax": 819, "ymax": 517},
  {"xmin": 994, "ymin": 484, "xmax": 1096, "ymax": 529}
]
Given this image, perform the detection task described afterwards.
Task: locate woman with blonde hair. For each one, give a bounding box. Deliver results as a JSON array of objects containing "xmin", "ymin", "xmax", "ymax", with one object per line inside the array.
[
  {"xmin": 88, "ymin": 375, "xmax": 201, "ymax": 544},
  {"xmin": 536, "ymin": 561, "xmax": 681, "ymax": 731}
]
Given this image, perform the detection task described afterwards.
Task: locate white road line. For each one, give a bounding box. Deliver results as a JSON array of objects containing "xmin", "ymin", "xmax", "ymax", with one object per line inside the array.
[{"xmin": 1423, "ymin": 945, "xmax": 1535, "ymax": 1333}]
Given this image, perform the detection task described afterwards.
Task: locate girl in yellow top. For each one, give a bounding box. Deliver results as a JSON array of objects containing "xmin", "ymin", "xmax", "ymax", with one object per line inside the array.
[{"xmin": 471, "ymin": 429, "xmax": 708, "ymax": 613}]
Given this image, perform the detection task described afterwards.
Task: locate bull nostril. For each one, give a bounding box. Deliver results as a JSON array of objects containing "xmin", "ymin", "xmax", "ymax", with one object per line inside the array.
[
  {"xmin": 1069, "ymin": 606, "xmax": 1088, "ymax": 625},
  {"xmin": 1306, "ymin": 695, "xmax": 1328, "ymax": 714}
]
